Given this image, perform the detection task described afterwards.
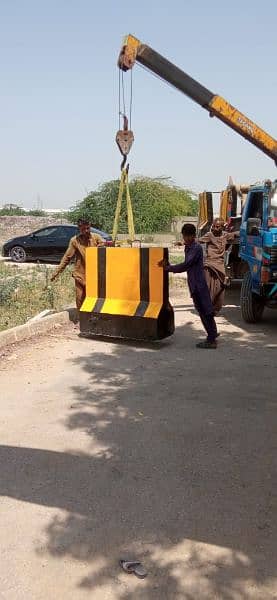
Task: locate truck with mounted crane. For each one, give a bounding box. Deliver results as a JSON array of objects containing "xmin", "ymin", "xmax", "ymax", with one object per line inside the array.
[{"xmin": 117, "ymin": 34, "xmax": 277, "ymax": 323}]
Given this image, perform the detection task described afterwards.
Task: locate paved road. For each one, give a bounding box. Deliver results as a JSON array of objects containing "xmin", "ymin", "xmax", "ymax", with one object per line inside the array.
[{"xmin": 0, "ymin": 288, "xmax": 277, "ymax": 599}]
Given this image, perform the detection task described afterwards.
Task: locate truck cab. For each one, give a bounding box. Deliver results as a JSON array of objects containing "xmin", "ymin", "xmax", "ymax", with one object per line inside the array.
[{"xmin": 240, "ymin": 179, "xmax": 277, "ymax": 322}]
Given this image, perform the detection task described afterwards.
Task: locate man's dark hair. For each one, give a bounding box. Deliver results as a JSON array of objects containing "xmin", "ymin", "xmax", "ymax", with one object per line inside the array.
[
  {"xmin": 77, "ymin": 217, "xmax": 91, "ymax": 226},
  {"xmin": 181, "ymin": 223, "xmax": 196, "ymax": 236}
]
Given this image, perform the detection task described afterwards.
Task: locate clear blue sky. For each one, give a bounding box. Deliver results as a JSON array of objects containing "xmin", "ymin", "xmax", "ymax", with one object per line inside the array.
[{"xmin": 0, "ymin": 0, "xmax": 276, "ymax": 209}]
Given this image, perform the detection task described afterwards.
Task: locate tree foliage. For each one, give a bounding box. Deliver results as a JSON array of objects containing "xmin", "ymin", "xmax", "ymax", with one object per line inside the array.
[
  {"xmin": 0, "ymin": 204, "xmax": 26, "ymax": 216},
  {"xmin": 0, "ymin": 204, "xmax": 46, "ymax": 217},
  {"xmin": 68, "ymin": 176, "xmax": 198, "ymax": 233}
]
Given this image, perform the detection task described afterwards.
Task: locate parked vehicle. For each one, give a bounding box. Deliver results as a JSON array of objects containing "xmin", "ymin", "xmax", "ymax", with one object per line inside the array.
[
  {"xmin": 239, "ymin": 179, "xmax": 277, "ymax": 322},
  {"xmin": 2, "ymin": 225, "xmax": 113, "ymax": 263},
  {"xmin": 118, "ymin": 35, "xmax": 277, "ymax": 323},
  {"xmin": 198, "ymin": 180, "xmax": 277, "ymax": 322}
]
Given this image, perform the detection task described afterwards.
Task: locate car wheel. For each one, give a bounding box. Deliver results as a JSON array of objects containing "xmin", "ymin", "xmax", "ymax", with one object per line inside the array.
[{"xmin": 9, "ymin": 246, "xmax": 27, "ymax": 263}]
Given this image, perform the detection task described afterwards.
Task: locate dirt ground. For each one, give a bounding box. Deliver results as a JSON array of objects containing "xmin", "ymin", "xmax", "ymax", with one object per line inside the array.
[{"xmin": 0, "ymin": 285, "xmax": 277, "ymax": 599}]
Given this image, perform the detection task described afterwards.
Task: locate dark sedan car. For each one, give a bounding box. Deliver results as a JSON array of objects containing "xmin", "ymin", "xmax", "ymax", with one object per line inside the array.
[{"xmin": 2, "ymin": 225, "xmax": 113, "ymax": 263}]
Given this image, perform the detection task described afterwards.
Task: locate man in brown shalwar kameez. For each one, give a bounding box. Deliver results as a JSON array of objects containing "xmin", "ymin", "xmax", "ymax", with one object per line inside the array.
[
  {"xmin": 50, "ymin": 217, "xmax": 104, "ymax": 311},
  {"xmin": 199, "ymin": 219, "xmax": 239, "ymax": 314}
]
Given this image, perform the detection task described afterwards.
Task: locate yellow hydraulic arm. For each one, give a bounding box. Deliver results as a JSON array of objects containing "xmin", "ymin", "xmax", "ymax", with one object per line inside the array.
[{"xmin": 118, "ymin": 35, "xmax": 277, "ymax": 165}]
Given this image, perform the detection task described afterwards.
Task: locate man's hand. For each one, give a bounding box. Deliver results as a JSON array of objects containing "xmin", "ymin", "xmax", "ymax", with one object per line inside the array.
[
  {"xmin": 224, "ymin": 222, "xmax": 233, "ymax": 232},
  {"xmin": 158, "ymin": 259, "xmax": 170, "ymax": 270}
]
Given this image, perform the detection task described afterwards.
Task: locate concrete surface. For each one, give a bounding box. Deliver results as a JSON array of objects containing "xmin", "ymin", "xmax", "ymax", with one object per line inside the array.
[
  {"xmin": 0, "ymin": 287, "xmax": 277, "ymax": 599},
  {"xmin": 0, "ymin": 307, "xmax": 77, "ymax": 349}
]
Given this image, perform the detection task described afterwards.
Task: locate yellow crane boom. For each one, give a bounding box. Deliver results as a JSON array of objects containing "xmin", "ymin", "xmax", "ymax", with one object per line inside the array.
[{"xmin": 118, "ymin": 35, "xmax": 277, "ymax": 164}]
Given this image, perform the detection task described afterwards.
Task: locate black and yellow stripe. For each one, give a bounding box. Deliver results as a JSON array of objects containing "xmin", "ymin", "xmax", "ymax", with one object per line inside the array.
[
  {"xmin": 135, "ymin": 247, "xmax": 150, "ymax": 317},
  {"xmin": 81, "ymin": 247, "xmax": 169, "ymax": 318}
]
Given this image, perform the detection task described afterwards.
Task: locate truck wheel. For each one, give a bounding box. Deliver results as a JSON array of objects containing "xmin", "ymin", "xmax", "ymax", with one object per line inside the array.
[{"xmin": 240, "ymin": 271, "xmax": 264, "ymax": 323}]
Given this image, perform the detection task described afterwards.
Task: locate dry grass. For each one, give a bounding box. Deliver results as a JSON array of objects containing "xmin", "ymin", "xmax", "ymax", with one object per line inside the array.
[
  {"xmin": 0, "ymin": 262, "xmax": 13, "ymax": 278},
  {"xmin": 0, "ymin": 258, "xmax": 188, "ymax": 332},
  {"xmin": 0, "ymin": 264, "xmax": 75, "ymax": 331}
]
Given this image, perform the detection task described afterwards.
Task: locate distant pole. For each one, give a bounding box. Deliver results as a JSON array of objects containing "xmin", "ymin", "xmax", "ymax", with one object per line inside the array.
[{"xmin": 36, "ymin": 194, "xmax": 43, "ymax": 211}]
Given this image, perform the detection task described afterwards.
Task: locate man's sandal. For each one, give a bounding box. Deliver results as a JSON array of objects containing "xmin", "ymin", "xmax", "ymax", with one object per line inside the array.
[
  {"xmin": 119, "ymin": 559, "xmax": 147, "ymax": 579},
  {"xmin": 196, "ymin": 341, "xmax": 217, "ymax": 349}
]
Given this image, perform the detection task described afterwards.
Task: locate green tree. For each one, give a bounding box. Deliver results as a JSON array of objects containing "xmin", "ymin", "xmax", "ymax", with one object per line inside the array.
[
  {"xmin": 68, "ymin": 176, "xmax": 198, "ymax": 233},
  {"xmin": 0, "ymin": 204, "xmax": 26, "ymax": 216}
]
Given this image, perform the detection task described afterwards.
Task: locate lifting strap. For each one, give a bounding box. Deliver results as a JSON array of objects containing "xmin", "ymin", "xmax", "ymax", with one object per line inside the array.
[{"xmin": 112, "ymin": 168, "xmax": 135, "ymax": 242}]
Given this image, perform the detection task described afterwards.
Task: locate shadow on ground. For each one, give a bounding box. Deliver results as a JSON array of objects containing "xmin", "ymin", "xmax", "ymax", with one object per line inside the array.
[{"xmin": 0, "ymin": 286, "xmax": 277, "ymax": 598}]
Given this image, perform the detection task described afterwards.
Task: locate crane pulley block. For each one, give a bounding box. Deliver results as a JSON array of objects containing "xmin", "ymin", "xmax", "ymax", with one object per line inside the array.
[
  {"xmin": 116, "ymin": 128, "xmax": 134, "ymax": 157},
  {"xmin": 115, "ymin": 114, "xmax": 134, "ymax": 159},
  {"xmin": 117, "ymin": 35, "xmax": 140, "ymax": 71}
]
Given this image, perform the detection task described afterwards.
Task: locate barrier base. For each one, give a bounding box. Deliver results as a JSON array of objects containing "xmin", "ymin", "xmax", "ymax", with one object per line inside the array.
[{"xmin": 79, "ymin": 305, "xmax": 175, "ymax": 341}]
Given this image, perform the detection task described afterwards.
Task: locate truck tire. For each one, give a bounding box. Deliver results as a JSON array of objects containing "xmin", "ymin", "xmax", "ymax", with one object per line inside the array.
[{"xmin": 240, "ymin": 271, "xmax": 264, "ymax": 323}]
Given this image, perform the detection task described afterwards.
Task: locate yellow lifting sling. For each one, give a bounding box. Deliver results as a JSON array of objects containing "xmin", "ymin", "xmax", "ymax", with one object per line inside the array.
[{"xmin": 112, "ymin": 167, "xmax": 135, "ymax": 243}]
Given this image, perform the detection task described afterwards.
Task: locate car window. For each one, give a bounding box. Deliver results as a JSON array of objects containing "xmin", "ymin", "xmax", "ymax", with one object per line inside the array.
[
  {"xmin": 64, "ymin": 226, "xmax": 78, "ymax": 237},
  {"xmin": 247, "ymin": 192, "xmax": 263, "ymax": 221},
  {"xmin": 270, "ymin": 186, "xmax": 277, "ymax": 219},
  {"xmin": 91, "ymin": 227, "xmax": 108, "ymax": 239},
  {"xmin": 34, "ymin": 227, "xmax": 59, "ymax": 238},
  {"xmin": 55, "ymin": 228, "xmax": 74, "ymax": 240}
]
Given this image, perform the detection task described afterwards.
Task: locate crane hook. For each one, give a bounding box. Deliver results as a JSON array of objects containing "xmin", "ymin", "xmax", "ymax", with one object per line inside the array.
[{"xmin": 116, "ymin": 114, "xmax": 134, "ymax": 170}]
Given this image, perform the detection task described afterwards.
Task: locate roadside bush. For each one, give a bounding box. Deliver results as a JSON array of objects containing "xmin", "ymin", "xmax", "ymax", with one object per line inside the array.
[{"xmin": 0, "ymin": 266, "xmax": 75, "ymax": 331}]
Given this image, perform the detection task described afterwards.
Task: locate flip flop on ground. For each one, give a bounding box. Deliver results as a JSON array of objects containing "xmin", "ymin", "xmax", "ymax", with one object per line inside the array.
[{"xmin": 119, "ymin": 559, "xmax": 147, "ymax": 579}]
